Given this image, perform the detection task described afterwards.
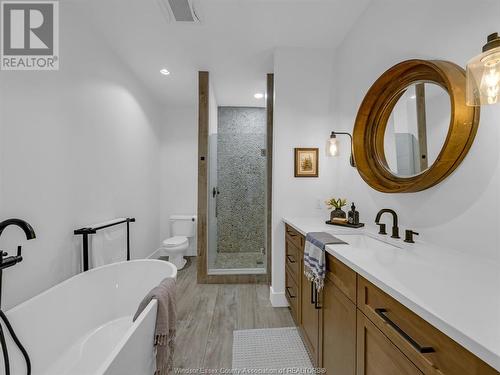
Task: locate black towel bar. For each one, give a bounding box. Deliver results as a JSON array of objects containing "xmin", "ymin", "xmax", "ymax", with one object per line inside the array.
[{"xmin": 74, "ymin": 218, "xmax": 135, "ymax": 272}]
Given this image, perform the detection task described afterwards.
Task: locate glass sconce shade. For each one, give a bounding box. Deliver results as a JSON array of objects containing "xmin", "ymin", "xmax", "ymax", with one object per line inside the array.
[
  {"xmin": 328, "ymin": 131, "xmax": 356, "ymax": 167},
  {"xmin": 466, "ymin": 33, "xmax": 500, "ymax": 106},
  {"xmin": 328, "ymin": 136, "xmax": 339, "ymax": 157}
]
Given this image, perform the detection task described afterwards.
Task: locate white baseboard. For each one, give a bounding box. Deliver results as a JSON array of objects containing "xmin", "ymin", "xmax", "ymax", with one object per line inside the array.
[
  {"xmin": 147, "ymin": 248, "xmax": 163, "ymax": 259},
  {"xmin": 269, "ymin": 286, "xmax": 289, "ymax": 307}
]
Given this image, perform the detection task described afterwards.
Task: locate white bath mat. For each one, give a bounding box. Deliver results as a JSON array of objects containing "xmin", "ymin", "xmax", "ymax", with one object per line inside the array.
[{"xmin": 232, "ymin": 327, "xmax": 313, "ymax": 370}]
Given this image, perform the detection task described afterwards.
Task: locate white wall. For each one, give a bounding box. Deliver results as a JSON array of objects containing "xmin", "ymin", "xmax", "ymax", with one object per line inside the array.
[
  {"xmin": 158, "ymin": 76, "xmax": 215, "ymax": 258},
  {"xmin": 330, "ymin": 0, "xmax": 500, "ymax": 261},
  {"xmin": 271, "ymin": 47, "xmax": 337, "ymax": 305},
  {"xmin": 159, "ymin": 106, "xmax": 198, "ymax": 256},
  {"xmin": 0, "ymin": 3, "xmax": 162, "ymax": 310}
]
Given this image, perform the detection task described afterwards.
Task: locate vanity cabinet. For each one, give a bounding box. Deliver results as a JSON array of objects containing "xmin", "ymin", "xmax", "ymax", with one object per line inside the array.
[
  {"xmin": 322, "ymin": 277, "xmax": 356, "ymax": 375},
  {"xmin": 283, "ymin": 225, "xmax": 499, "ymax": 375},
  {"xmin": 285, "ymin": 224, "xmax": 321, "ymax": 364},
  {"xmin": 357, "ymin": 276, "xmax": 499, "ymax": 375},
  {"xmin": 285, "ymin": 224, "xmax": 302, "ymax": 325},
  {"xmin": 301, "ymin": 272, "xmax": 320, "ymax": 365},
  {"xmin": 356, "ymin": 310, "xmax": 423, "ymax": 375}
]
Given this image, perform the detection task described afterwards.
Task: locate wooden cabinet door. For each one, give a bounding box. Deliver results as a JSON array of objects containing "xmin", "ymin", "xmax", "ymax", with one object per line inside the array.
[
  {"xmin": 300, "ymin": 271, "xmax": 320, "ymax": 366},
  {"xmin": 356, "ymin": 310, "xmax": 423, "ymax": 375},
  {"xmin": 322, "ymin": 279, "xmax": 356, "ymax": 375}
]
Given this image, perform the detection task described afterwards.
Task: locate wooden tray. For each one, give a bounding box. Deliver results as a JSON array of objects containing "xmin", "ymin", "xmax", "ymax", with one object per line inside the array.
[{"xmin": 325, "ymin": 220, "xmax": 365, "ymax": 228}]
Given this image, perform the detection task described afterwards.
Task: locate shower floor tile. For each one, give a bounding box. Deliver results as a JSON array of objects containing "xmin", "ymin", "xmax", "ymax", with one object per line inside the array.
[{"xmin": 212, "ymin": 252, "xmax": 264, "ymax": 269}]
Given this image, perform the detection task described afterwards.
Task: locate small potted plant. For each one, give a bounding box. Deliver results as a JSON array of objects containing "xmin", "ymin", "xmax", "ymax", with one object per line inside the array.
[{"xmin": 326, "ymin": 198, "xmax": 348, "ymax": 221}]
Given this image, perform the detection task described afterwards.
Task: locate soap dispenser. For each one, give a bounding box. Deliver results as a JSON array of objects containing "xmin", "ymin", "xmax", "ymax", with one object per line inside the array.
[{"xmin": 348, "ymin": 203, "xmax": 360, "ymax": 225}]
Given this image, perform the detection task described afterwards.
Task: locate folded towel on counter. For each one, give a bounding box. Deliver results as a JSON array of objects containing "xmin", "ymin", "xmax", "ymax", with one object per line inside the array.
[
  {"xmin": 304, "ymin": 232, "xmax": 347, "ymax": 291},
  {"xmin": 134, "ymin": 278, "xmax": 176, "ymax": 375}
]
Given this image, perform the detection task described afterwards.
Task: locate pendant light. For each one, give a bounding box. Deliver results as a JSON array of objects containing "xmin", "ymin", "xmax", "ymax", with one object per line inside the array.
[{"xmin": 466, "ymin": 32, "xmax": 500, "ymax": 106}]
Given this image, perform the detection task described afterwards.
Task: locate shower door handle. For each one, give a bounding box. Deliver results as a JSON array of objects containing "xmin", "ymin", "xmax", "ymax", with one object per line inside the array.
[
  {"xmin": 212, "ymin": 187, "xmax": 220, "ymax": 217},
  {"xmin": 212, "ymin": 187, "xmax": 220, "ymax": 198}
]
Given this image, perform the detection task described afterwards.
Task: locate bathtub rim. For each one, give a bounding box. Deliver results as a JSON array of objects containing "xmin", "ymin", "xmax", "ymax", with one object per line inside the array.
[
  {"xmin": 96, "ymin": 299, "xmax": 158, "ymax": 375},
  {"xmin": 7, "ymin": 259, "xmax": 177, "ymax": 315}
]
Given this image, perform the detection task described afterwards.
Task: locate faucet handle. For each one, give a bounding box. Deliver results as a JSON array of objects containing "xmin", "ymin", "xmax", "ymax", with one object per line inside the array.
[
  {"xmin": 17, "ymin": 245, "xmax": 22, "ymax": 257},
  {"xmin": 404, "ymin": 230, "xmax": 419, "ymax": 243},
  {"xmin": 377, "ymin": 223, "xmax": 387, "ymax": 235}
]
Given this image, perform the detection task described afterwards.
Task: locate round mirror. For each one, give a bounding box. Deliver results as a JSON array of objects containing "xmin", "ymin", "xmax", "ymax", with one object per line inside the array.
[
  {"xmin": 383, "ymin": 82, "xmax": 451, "ymax": 177},
  {"xmin": 353, "ymin": 60, "xmax": 480, "ymax": 193}
]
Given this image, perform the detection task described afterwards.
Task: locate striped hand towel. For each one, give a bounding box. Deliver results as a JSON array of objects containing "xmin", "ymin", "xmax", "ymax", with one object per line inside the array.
[{"xmin": 304, "ymin": 232, "xmax": 347, "ymax": 291}]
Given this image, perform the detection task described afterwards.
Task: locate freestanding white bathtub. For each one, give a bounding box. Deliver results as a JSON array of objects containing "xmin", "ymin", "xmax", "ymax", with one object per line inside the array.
[{"xmin": 0, "ymin": 259, "xmax": 177, "ymax": 375}]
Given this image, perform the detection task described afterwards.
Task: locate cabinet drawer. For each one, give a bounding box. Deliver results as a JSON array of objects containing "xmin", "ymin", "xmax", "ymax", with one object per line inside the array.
[
  {"xmin": 285, "ymin": 239, "xmax": 301, "ymax": 283},
  {"xmin": 285, "ymin": 270, "xmax": 299, "ymax": 324},
  {"xmin": 285, "ymin": 224, "xmax": 304, "ymax": 250},
  {"xmin": 357, "ymin": 276, "xmax": 498, "ymax": 375},
  {"xmin": 325, "ymin": 254, "xmax": 357, "ymax": 303}
]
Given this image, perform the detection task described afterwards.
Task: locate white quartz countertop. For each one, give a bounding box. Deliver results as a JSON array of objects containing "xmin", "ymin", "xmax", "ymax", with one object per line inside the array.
[{"xmin": 283, "ymin": 217, "xmax": 500, "ymax": 371}]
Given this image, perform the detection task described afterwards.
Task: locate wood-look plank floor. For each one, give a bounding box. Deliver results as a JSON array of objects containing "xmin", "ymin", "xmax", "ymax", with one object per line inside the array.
[{"xmin": 174, "ymin": 258, "xmax": 295, "ymax": 370}]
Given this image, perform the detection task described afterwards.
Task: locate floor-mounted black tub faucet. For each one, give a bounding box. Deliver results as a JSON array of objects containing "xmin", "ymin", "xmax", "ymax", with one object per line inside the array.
[
  {"xmin": 0, "ymin": 218, "xmax": 36, "ymax": 375},
  {"xmin": 0, "ymin": 219, "xmax": 36, "ymax": 304}
]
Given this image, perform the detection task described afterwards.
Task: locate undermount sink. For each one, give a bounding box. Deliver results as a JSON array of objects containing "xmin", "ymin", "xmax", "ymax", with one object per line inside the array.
[{"xmin": 331, "ymin": 233, "xmax": 402, "ymax": 251}]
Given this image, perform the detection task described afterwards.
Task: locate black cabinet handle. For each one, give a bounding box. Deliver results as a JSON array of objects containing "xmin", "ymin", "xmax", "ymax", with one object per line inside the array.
[
  {"xmin": 310, "ymin": 282, "xmax": 315, "ymax": 304},
  {"xmin": 309, "ymin": 282, "xmax": 321, "ymax": 309},
  {"xmin": 314, "ymin": 287, "xmax": 321, "ymax": 309},
  {"xmin": 286, "ymin": 255, "xmax": 296, "ymax": 264},
  {"xmin": 375, "ymin": 308, "xmax": 435, "ymax": 353},
  {"xmin": 285, "ymin": 287, "xmax": 296, "ymax": 299}
]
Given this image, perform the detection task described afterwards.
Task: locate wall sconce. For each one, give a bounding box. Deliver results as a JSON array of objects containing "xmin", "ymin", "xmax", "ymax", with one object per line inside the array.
[
  {"xmin": 328, "ymin": 131, "xmax": 356, "ymax": 167},
  {"xmin": 466, "ymin": 32, "xmax": 500, "ymax": 106}
]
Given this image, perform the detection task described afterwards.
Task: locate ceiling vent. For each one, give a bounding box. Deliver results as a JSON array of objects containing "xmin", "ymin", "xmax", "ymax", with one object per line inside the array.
[{"xmin": 157, "ymin": 0, "xmax": 201, "ymax": 23}]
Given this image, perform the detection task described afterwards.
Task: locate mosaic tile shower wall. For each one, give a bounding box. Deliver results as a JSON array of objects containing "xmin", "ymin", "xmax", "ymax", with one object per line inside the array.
[{"xmin": 217, "ymin": 106, "xmax": 266, "ymax": 255}]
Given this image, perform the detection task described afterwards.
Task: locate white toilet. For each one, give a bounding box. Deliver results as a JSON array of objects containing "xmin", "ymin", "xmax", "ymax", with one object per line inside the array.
[{"xmin": 161, "ymin": 215, "xmax": 196, "ymax": 270}]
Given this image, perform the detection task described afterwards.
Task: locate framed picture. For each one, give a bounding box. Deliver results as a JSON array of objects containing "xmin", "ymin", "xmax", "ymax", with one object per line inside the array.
[{"xmin": 294, "ymin": 148, "xmax": 319, "ymax": 177}]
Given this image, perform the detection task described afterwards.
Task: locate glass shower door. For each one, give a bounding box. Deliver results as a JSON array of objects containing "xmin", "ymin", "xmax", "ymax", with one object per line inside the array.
[{"xmin": 207, "ymin": 106, "xmax": 267, "ymax": 275}]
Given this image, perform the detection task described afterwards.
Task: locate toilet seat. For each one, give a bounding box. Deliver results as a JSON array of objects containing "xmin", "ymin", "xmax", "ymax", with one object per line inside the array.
[{"xmin": 162, "ymin": 236, "xmax": 188, "ymax": 248}]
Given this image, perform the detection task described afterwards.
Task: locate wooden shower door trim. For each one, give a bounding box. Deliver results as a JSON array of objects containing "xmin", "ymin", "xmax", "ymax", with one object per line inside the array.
[
  {"xmin": 197, "ymin": 71, "xmax": 209, "ymax": 283},
  {"xmin": 196, "ymin": 71, "xmax": 271, "ymax": 284}
]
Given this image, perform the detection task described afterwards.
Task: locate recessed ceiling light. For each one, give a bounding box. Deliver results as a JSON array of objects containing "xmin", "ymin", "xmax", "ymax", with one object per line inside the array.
[
  {"xmin": 160, "ymin": 68, "xmax": 170, "ymax": 76},
  {"xmin": 254, "ymin": 93, "xmax": 264, "ymax": 99}
]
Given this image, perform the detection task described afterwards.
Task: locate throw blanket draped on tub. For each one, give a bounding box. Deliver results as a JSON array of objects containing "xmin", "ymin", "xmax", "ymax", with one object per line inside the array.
[
  {"xmin": 304, "ymin": 232, "xmax": 347, "ymax": 291},
  {"xmin": 134, "ymin": 278, "xmax": 176, "ymax": 375}
]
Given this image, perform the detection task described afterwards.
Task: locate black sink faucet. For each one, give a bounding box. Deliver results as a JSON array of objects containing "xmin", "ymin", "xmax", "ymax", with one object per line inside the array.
[{"xmin": 375, "ymin": 209, "xmax": 400, "ymax": 239}]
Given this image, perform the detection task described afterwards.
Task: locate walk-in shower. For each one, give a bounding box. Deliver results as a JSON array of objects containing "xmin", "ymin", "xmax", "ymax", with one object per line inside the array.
[{"xmin": 207, "ymin": 107, "xmax": 267, "ymax": 274}]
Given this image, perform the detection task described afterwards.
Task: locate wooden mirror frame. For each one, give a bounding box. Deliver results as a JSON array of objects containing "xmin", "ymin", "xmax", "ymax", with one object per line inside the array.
[{"xmin": 353, "ymin": 59, "xmax": 480, "ymax": 193}]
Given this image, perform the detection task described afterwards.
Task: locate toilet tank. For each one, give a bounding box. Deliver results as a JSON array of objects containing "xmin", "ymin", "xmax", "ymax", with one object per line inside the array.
[{"xmin": 170, "ymin": 215, "xmax": 196, "ymax": 237}]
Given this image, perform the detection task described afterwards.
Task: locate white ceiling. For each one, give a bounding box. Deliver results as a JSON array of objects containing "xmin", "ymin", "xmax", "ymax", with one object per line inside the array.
[{"xmin": 82, "ymin": 0, "xmax": 370, "ymax": 108}]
